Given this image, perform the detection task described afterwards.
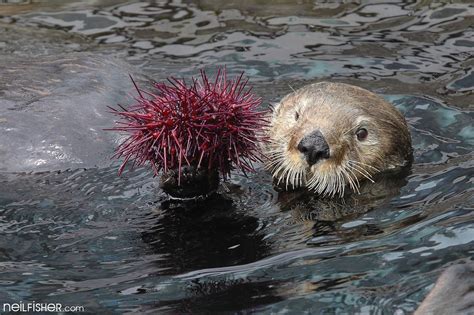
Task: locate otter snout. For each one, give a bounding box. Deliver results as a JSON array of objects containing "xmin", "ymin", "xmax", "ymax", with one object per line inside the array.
[{"xmin": 297, "ymin": 130, "xmax": 330, "ymax": 166}]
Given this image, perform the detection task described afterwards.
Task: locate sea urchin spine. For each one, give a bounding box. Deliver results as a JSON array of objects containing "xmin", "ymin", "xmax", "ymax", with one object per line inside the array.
[{"xmin": 107, "ymin": 69, "xmax": 268, "ymax": 184}]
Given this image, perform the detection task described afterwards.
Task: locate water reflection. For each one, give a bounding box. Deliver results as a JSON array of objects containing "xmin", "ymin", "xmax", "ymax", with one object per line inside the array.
[
  {"xmin": 141, "ymin": 195, "xmax": 270, "ymax": 274},
  {"xmin": 149, "ymin": 279, "xmax": 283, "ymax": 314}
]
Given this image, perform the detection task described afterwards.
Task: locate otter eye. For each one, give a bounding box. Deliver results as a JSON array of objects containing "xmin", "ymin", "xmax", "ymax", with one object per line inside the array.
[
  {"xmin": 295, "ymin": 111, "xmax": 300, "ymax": 121},
  {"xmin": 356, "ymin": 128, "xmax": 368, "ymax": 141}
]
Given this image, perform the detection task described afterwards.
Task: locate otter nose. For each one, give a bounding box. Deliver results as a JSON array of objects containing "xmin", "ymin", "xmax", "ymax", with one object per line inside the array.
[{"xmin": 297, "ymin": 130, "xmax": 330, "ymax": 166}]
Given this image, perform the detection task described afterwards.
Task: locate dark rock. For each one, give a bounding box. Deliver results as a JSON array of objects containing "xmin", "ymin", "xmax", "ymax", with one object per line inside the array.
[{"xmin": 415, "ymin": 262, "xmax": 474, "ymax": 315}]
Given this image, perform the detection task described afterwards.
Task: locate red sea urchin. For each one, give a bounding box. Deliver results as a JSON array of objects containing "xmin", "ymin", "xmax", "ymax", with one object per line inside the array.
[{"xmin": 107, "ymin": 69, "xmax": 268, "ymax": 185}]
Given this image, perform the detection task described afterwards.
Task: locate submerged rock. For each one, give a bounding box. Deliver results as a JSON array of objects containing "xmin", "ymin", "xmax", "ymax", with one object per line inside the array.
[{"xmin": 0, "ymin": 53, "xmax": 145, "ymax": 173}]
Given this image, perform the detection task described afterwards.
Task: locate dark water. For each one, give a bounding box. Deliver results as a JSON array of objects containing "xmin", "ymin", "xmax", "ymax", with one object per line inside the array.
[{"xmin": 0, "ymin": 1, "xmax": 473, "ymax": 314}]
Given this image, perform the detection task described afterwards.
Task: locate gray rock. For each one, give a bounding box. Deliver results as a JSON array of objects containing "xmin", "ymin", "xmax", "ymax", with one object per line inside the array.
[
  {"xmin": 415, "ymin": 262, "xmax": 474, "ymax": 315},
  {"xmin": 0, "ymin": 54, "xmax": 145, "ymax": 173}
]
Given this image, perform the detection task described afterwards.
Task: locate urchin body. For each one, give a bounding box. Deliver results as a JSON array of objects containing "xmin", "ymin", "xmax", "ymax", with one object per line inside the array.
[
  {"xmin": 108, "ymin": 70, "xmax": 267, "ymax": 199},
  {"xmin": 265, "ymin": 82, "xmax": 412, "ymax": 197},
  {"xmin": 107, "ymin": 69, "xmax": 266, "ymax": 186}
]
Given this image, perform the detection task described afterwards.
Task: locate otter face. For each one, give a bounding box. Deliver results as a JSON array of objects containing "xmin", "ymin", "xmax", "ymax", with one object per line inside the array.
[{"xmin": 265, "ymin": 82, "xmax": 412, "ymax": 197}]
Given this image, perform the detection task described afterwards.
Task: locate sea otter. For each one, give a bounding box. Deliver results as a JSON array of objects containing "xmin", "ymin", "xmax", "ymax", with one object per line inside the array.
[{"xmin": 265, "ymin": 82, "xmax": 412, "ymax": 197}]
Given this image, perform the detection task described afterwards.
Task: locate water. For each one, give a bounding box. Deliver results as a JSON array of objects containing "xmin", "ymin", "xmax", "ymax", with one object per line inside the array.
[{"xmin": 0, "ymin": 1, "xmax": 473, "ymax": 314}]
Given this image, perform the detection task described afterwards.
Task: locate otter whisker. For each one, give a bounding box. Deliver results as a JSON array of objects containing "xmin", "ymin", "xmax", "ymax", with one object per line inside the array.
[
  {"xmin": 337, "ymin": 170, "xmax": 345, "ymax": 197},
  {"xmin": 265, "ymin": 159, "xmax": 284, "ymax": 172},
  {"xmin": 341, "ymin": 164, "xmax": 360, "ymax": 194},
  {"xmin": 266, "ymin": 163, "xmax": 283, "ymax": 173},
  {"xmin": 307, "ymin": 164, "xmax": 345, "ymax": 198},
  {"xmin": 274, "ymin": 161, "xmax": 298, "ymax": 188},
  {"xmin": 274, "ymin": 164, "xmax": 290, "ymax": 185},
  {"xmin": 350, "ymin": 165, "xmax": 373, "ymax": 182},
  {"xmin": 285, "ymin": 164, "xmax": 296, "ymax": 189},
  {"xmin": 348, "ymin": 163, "xmax": 375, "ymax": 183},
  {"xmin": 348, "ymin": 168, "xmax": 361, "ymax": 193},
  {"xmin": 344, "ymin": 162, "xmax": 361, "ymax": 181},
  {"xmin": 297, "ymin": 169, "xmax": 305, "ymax": 186},
  {"xmin": 291, "ymin": 167, "xmax": 299, "ymax": 188},
  {"xmin": 348, "ymin": 160, "xmax": 374, "ymax": 178},
  {"xmin": 337, "ymin": 168, "xmax": 346, "ymax": 196},
  {"xmin": 330, "ymin": 167, "xmax": 339, "ymax": 197},
  {"xmin": 350, "ymin": 164, "xmax": 374, "ymax": 181},
  {"xmin": 265, "ymin": 142, "xmax": 307, "ymax": 189},
  {"xmin": 343, "ymin": 125, "xmax": 360, "ymax": 136},
  {"xmin": 266, "ymin": 163, "xmax": 283, "ymax": 172},
  {"xmin": 265, "ymin": 152, "xmax": 286, "ymax": 166},
  {"xmin": 327, "ymin": 165, "xmax": 342, "ymax": 197},
  {"xmin": 265, "ymin": 154, "xmax": 286, "ymax": 166},
  {"xmin": 294, "ymin": 169, "xmax": 302, "ymax": 187},
  {"xmin": 265, "ymin": 150, "xmax": 285, "ymax": 155},
  {"xmin": 333, "ymin": 183, "xmax": 341, "ymax": 197},
  {"xmin": 287, "ymin": 160, "xmax": 306, "ymax": 189},
  {"xmin": 348, "ymin": 159, "xmax": 380, "ymax": 172}
]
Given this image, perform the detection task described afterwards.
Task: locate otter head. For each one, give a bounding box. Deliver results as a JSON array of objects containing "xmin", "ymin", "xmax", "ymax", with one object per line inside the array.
[{"xmin": 265, "ymin": 82, "xmax": 412, "ymax": 197}]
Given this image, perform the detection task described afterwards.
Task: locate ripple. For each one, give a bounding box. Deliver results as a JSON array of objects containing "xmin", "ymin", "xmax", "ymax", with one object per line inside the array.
[{"xmin": 1, "ymin": 1, "xmax": 473, "ymax": 313}]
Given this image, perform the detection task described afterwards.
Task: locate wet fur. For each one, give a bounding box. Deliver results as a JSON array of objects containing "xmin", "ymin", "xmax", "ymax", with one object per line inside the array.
[{"xmin": 265, "ymin": 82, "xmax": 412, "ymax": 197}]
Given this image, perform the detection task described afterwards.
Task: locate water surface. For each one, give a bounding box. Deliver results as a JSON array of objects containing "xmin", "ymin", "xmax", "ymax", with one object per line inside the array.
[{"xmin": 0, "ymin": 1, "xmax": 473, "ymax": 314}]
